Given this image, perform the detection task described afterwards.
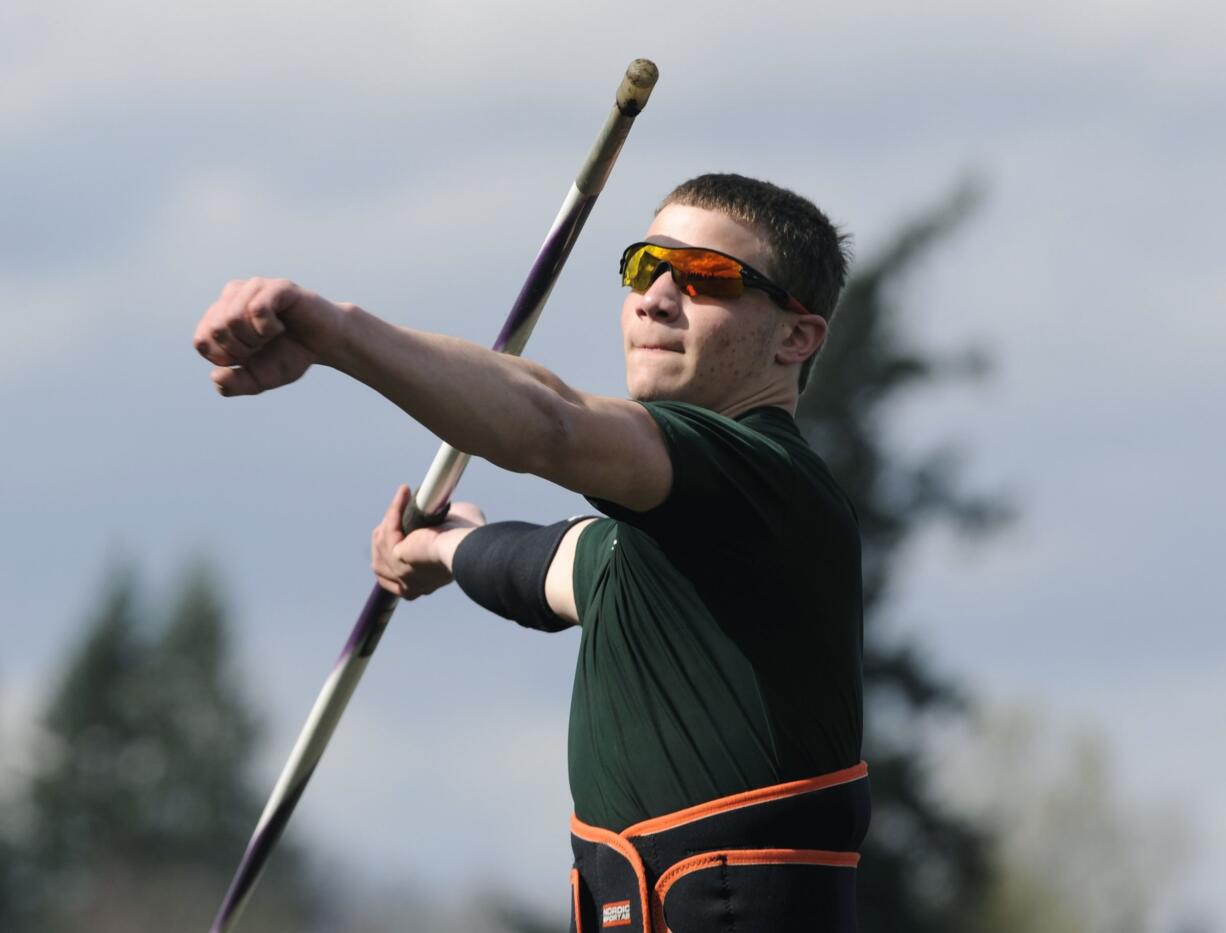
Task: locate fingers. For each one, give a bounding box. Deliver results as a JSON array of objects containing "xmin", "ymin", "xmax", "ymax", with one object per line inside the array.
[
  {"xmin": 383, "ymin": 485, "xmax": 412, "ymax": 539},
  {"xmin": 200, "ymin": 288, "xmax": 316, "ymax": 396},
  {"xmin": 194, "ymin": 277, "xmax": 293, "ymax": 367},
  {"xmin": 211, "ymin": 366, "xmax": 261, "ymax": 397},
  {"xmin": 370, "ymin": 486, "xmax": 462, "ymax": 601},
  {"xmin": 372, "ymin": 486, "xmax": 413, "ymax": 597},
  {"xmin": 373, "ymin": 566, "xmax": 409, "ymax": 599},
  {"xmin": 210, "ymin": 340, "xmax": 316, "ymax": 397},
  {"xmin": 373, "ymin": 485, "xmax": 410, "ymax": 559},
  {"xmin": 447, "ymin": 501, "xmax": 487, "ymax": 527},
  {"xmin": 194, "ymin": 279, "xmax": 261, "ymax": 366}
]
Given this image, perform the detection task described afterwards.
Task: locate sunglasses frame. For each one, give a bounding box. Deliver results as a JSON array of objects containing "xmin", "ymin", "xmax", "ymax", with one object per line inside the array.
[{"xmin": 620, "ymin": 241, "xmax": 811, "ymax": 315}]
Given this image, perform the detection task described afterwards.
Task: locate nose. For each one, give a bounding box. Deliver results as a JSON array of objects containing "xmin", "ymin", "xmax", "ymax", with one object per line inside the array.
[{"xmin": 635, "ymin": 263, "xmax": 681, "ymax": 322}]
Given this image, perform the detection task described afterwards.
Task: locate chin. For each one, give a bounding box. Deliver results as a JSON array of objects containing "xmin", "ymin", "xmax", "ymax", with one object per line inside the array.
[
  {"xmin": 627, "ymin": 359, "xmax": 688, "ymax": 400},
  {"xmin": 628, "ymin": 380, "xmax": 669, "ymax": 402},
  {"xmin": 628, "ymin": 379, "xmax": 694, "ymax": 405},
  {"xmin": 630, "ymin": 388, "xmax": 671, "ymax": 403}
]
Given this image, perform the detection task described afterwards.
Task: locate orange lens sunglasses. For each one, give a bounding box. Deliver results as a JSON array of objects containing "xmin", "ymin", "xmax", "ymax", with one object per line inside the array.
[{"xmin": 620, "ymin": 242, "xmax": 811, "ymax": 315}]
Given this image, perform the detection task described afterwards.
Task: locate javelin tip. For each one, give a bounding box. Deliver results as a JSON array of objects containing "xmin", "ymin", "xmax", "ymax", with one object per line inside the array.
[{"xmin": 617, "ymin": 59, "xmax": 659, "ymax": 116}]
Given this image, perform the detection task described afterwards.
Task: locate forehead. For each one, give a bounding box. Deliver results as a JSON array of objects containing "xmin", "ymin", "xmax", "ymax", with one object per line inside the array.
[{"xmin": 644, "ymin": 204, "xmax": 768, "ymax": 268}]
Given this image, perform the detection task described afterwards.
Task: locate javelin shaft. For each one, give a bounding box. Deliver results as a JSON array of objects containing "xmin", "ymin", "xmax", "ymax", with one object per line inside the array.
[{"xmin": 209, "ymin": 58, "xmax": 658, "ymax": 933}]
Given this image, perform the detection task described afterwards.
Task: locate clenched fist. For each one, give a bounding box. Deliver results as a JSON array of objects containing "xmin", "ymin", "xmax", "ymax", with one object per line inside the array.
[{"xmin": 193, "ymin": 277, "xmax": 350, "ymax": 396}]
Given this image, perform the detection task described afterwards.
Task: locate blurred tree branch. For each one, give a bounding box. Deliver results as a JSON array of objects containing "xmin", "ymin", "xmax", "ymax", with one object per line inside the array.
[{"xmin": 799, "ymin": 174, "xmax": 1009, "ymax": 931}]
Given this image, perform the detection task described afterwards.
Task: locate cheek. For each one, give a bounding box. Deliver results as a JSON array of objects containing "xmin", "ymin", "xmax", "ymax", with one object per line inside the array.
[
  {"xmin": 696, "ymin": 324, "xmax": 767, "ymax": 380},
  {"xmin": 619, "ymin": 295, "xmax": 637, "ymax": 340}
]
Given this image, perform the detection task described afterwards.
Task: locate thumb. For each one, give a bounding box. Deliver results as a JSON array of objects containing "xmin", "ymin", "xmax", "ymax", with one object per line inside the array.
[
  {"xmin": 212, "ymin": 340, "xmax": 315, "ymax": 397},
  {"xmin": 382, "ymin": 484, "xmax": 413, "ymax": 540},
  {"xmin": 212, "ymin": 365, "xmax": 263, "ymax": 397}
]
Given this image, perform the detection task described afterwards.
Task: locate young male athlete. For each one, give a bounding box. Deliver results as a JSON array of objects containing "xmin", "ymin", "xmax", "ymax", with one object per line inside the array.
[{"xmin": 193, "ymin": 174, "xmax": 869, "ymax": 931}]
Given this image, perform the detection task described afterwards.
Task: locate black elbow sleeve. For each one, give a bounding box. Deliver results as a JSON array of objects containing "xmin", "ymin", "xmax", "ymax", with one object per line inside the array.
[{"xmin": 452, "ymin": 518, "xmax": 588, "ymax": 632}]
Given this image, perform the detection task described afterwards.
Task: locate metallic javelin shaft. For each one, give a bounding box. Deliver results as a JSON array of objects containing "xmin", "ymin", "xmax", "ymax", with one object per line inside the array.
[{"xmin": 209, "ymin": 59, "xmax": 658, "ymax": 933}]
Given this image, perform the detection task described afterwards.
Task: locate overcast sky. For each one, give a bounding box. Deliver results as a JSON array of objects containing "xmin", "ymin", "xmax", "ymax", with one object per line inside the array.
[{"xmin": 2, "ymin": 1, "xmax": 1223, "ymax": 928}]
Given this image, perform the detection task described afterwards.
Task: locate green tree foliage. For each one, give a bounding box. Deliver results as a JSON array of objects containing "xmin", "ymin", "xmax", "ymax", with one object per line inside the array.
[
  {"xmin": 11, "ymin": 561, "xmax": 316, "ymax": 932},
  {"xmin": 0, "ymin": 835, "xmax": 15, "ymax": 930},
  {"xmin": 143, "ymin": 563, "xmax": 264, "ymax": 872},
  {"xmin": 938, "ymin": 708, "xmax": 1184, "ymax": 933},
  {"xmin": 26, "ymin": 569, "xmax": 150, "ymax": 877},
  {"xmin": 798, "ymin": 178, "xmax": 1010, "ymax": 932},
  {"xmin": 0, "ymin": 686, "xmax": 21, "ymax": 932}
]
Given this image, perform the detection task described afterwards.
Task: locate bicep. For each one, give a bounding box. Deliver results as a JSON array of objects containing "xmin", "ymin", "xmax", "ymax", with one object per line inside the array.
[
  {"xmin": 536, "ymin": 395, "xmax": 673, "ymax": 512},
  {"xmin": 544, "ymin": 518, "xmax": 598, "ymax": 625}
]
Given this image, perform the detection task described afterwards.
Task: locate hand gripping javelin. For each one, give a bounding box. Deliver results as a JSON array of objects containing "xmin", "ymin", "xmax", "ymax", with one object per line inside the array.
[{"xmin": 209, "ymin": 59, "xmax": 659, "ymax": 933}]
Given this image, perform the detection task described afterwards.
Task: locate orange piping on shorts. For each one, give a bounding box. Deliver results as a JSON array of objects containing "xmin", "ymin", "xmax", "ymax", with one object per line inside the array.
[
  {"xmin": 623, "ymin": 760, "xmax": 868, "ymax": 838},
  {"xmin": 571, "ymin": 814, "xmax": 651, "ymax": 931},
  {"xmin": 652, "ymin": 848, "xmax": 861, "ymax": 931},
  {"xmin": 570, "ymin": 868, "xmax": 583, "ymax": 933}
]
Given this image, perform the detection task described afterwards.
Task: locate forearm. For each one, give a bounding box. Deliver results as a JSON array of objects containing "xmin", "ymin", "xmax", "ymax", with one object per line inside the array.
[
  {"xmin": 329, "ymin": 304, "xmax": 577, "ymax": 474},
  {"xmin": 197, "ymin": 277, "xmax": 671, "ymax": 511}
]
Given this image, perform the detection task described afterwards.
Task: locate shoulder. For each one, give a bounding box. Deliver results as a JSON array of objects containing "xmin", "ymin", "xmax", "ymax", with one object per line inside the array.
[
  {"xmin": 636, "ymin": 401, "xmax": 795, "ymax": 473},
  {"xmin": 534, "ymin": 393, "xmax": 672, "ymax": 513},
  {"xmin": 736, "ymin": 406, "xmax": 861, "ymax": 537}
]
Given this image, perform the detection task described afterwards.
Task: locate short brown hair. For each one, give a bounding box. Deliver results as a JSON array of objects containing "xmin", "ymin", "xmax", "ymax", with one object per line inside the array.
[{"xmin": 658, "ymin": 174, "xmax": 851, "ymax": 390}]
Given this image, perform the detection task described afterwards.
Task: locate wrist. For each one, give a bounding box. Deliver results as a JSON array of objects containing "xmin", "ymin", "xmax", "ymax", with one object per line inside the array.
[
  {"xmin": 319, "ymin": 300, "xmax": 364, "ymax": 371},
  {"xmin": 435, "ymin": 525, "xmax": 479, "ymax": 572}
]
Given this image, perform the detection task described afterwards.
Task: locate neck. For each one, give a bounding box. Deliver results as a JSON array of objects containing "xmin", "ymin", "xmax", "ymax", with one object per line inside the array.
[
  {"xmin": 714, "ymin": 379, "xmax": 798, "ymax": 419},
  {"xmin": 719, "ymin": 397, "xmax": 796, "ymax": 420},
  {"xmin": 630, "ymin": 373, "xmax": 799, "ymax": 419}
]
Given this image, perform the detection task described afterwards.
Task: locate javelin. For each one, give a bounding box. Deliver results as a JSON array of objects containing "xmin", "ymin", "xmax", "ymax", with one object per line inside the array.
[{"xmin": 209, "ymin": 58, "xmax": 660, "ymax": 933}]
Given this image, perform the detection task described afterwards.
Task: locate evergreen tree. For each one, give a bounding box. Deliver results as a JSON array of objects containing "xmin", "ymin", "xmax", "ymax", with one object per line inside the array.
[
  {"xmin": 944, "ymin": 708, "xmax": 1179, "ymax": 933},
  {"xmin": 0, "ymin": 684, "xmax": 21, "ymax": 930},
  {"xmin": 18, "ymin": 561, "xmax": 316, "ymax": 932},
  {"xmin": 0, "ymin": 832, "xmax": 14, "ymax": 929},
  {"xmin": 142, "ymin": 562, "xmax": 262, "ymax": 871},
  {"xmin": 25, "ymin": 568, "xmax": 150, "ymax": 880},
  {"xmin": 798, "ymin": 178, "xmax": 1010, "ymax": 932}
]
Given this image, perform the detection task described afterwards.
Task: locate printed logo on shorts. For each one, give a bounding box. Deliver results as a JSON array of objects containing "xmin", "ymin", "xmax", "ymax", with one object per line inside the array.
[{"xmin": 602, "ymin": 900, "xmax": 631, "ymax": 927}]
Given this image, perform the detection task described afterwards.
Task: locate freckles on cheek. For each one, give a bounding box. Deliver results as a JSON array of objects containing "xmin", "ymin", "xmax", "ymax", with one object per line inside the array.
[{"xmin": 717, "ymin": 334, "xmax": 751, "ymax": 378}]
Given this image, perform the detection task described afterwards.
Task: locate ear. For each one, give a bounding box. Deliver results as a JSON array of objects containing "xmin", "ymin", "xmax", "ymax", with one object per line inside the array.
[{"xmin": 775, "ymin": 313, "xmax": 827, "ymax": 367}]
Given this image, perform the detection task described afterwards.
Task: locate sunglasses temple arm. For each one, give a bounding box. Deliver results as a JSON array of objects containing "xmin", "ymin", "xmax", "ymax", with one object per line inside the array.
[{"xmin": 208, "ymin": 59, "xmax": 659, "ymax": 933}]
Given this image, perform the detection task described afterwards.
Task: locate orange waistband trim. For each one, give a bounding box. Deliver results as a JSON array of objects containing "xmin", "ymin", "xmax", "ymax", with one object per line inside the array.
[
  {"xmin": 620, "ymin": 760, "xmax": 868, "ymax": 839},
  {"xmin": 572, "ymin": 763, "xmax": 867, "ymax": 933},
  {"xmin": 570, "ymin": 868, "xmax": 583, "ymax": 933},
  {"xmin": 570, "ymin": 814, "xmax": 652, "ymax": 930},
  {"xmin": 651, "ymin": 848, "xmax": 860, "ymax": 930}
]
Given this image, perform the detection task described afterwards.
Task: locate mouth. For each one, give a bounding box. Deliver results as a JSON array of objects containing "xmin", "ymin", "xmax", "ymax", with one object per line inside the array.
[{"xmin": 633, "ymin": 343, "xmax": 682, "ymax": 353}]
